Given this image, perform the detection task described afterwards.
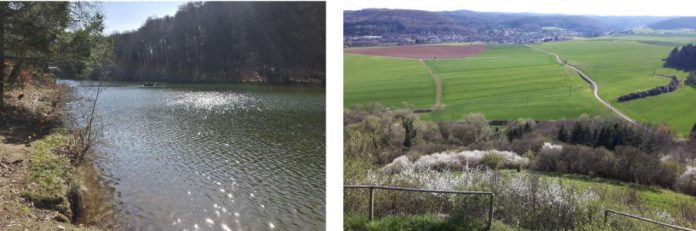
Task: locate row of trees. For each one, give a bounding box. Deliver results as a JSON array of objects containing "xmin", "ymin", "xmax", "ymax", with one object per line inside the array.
[
  {"xmin": 665, "ymin": 44, "xmax": 696, "ymax": 71},
  {"xmin": 557, "ymin": 119, "xmax": 672, "ymax": 153},
  {"xmin": 617, "ymin": 75, "xmax": 680, "ymax": 102},
  {"xmin": 0, "ymin": 2, "xmax": 110, "ymax": 106},
  {"xmin": 102, "ymin": 2, "xmax": 325, "ymax": 84}
]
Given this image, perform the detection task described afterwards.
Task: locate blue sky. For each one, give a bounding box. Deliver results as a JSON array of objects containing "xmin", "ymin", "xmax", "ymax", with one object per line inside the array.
[{"xmin": 102, "ymin": 1, "xmax": 187, "ymax": 34}]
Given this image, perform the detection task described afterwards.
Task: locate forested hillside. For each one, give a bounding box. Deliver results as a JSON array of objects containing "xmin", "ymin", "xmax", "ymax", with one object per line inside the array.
[
  {"xmin": 649, "ymin": 17, "xmax": 696, "ymax": 29},
  {"xmin": 344, "ymin": 9, "xmax": 607, "ymax": 36},
  {"xmin": 102, "ymin": 2, "xmax": 325, "ymax": 84}
]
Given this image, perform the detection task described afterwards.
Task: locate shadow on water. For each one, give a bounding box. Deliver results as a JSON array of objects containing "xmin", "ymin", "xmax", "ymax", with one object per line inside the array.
[{"xmin": 74, "ymin": 158, "xmax": 126, "ymax": 229}]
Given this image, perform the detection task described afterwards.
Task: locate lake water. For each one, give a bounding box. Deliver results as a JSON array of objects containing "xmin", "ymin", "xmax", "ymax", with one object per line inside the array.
[{"xmin": 62, "ymin": 80, "xmax": 325, "ymax": 230}]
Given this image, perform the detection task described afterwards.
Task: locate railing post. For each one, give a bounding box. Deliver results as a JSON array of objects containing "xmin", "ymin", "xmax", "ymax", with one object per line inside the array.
[
  {"xmin": 604, "ymin": 210, "xmax": 609, "ymax": 226},
  {"xmin": 487, "ymin": 194, "xmax": 494, "ymax": 230},
  {"xmin": 369, "ymin": 187, "xmax": 375, "ymax": 221}
]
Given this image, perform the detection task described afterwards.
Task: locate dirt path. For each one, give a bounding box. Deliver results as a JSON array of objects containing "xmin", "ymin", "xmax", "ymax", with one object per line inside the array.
[
  {"xmin": 419, "ymin": 59, "xmax": 442, "ymax": 110},
  {"xmin": 526, "ymin": 45, "xmax": 640, "ymax": 126}
]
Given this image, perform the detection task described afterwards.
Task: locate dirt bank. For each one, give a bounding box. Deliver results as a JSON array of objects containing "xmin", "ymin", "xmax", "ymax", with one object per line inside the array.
[{"xmin": 0, "ymin": 83, "xmax": 113, "ymax": 230}]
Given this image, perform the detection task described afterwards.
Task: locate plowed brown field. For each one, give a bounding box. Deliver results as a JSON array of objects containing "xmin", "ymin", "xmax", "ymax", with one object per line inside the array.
[{"xmin": 345, "ymin": 44, "xmax": 486, "ymax": 59}]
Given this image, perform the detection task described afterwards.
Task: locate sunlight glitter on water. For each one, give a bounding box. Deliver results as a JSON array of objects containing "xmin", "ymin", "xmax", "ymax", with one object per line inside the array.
[
  {"xmin": 167, "ymin": 92, "xmax": 254, "ymax": 111},
  {"xmin": 62, "ymin": 80, "xmax": 325, "ymax": 229}
]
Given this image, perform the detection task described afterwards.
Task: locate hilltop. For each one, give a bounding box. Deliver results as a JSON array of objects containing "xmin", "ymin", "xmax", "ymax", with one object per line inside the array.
[
  {"xmin": 649, "ymin": 17, "xmax": 696, "ymax": 29},
  {"xmin": 344, "ymin": 9, "xmax": 675, "ymax": 46}
]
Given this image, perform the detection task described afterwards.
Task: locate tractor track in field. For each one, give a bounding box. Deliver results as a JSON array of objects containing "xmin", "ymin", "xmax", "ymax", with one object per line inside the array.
[
  {"xmin": 526, "ymin": 45, "xmax": 640, "ymax": 127},
  {"xmin": 419, "ymin": 59, "xmax": 442, "ymax": 110}
]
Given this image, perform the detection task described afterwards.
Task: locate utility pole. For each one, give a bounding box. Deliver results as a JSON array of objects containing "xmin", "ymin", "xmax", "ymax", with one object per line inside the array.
[{"xmin": 527, "ymin": 94, "xmax": 529, "ymax": 106}]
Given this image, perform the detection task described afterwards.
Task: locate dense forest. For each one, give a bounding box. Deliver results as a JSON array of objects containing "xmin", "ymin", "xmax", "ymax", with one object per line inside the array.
[
  {"xmin": 665, "ymin": 44, "xmax": 696, "ymax": 71},
  {"xmin": 100, "ymin": 2, "xmax": 325, "ymax": 84}
]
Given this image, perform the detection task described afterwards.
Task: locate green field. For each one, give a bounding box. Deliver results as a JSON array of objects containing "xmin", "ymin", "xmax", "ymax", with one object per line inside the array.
[
  {"xmin": 344, "ymin": 54, "xmax": 435, "ymax": 108},
  {"xmin": 344, "ymin": 45, "xmax": 612, "ymax": 121},
  {"xmin": 345, "ymin": 37, "xmax": 696, "ymax": 135},
  {"xmin": 532, "ymin": 39, "xmax": 696, "ymax": 135},
  {"xmin": 425, "ymin": 45, "xmax": 610, "ymax": 121}
]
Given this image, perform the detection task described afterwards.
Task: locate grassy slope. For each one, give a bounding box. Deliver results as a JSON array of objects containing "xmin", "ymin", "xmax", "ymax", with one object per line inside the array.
[
  {"xmin": 527, "ymin": 171, "xmax": 696, "ymax": 221},
  {"xmin": 344, "ymin": 54, "xmax": 435, "ymax": 108},
  {"xmin": 532, "ymin": 39, "xmax": 696, "ymax": 135},
  {"xmin": 346, "ymin": 170, "xmax": 696, "ymax": 230},
  {"xmin": 425, "ymin": 45, "xmax": 611, "ymax": 121},
  {"xmin": 345, "ymin": 214, "xmax": 516, "ymax": 231}
]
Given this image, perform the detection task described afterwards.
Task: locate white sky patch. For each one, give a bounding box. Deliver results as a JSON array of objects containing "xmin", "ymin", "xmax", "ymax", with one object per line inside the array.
[
  {"xmin": 344, "ymin": 0, "xmax": 696, "ymax": 16},
  {"xmin": 102, "ymin": 1, "xmax": 186, "ymax": 34}
]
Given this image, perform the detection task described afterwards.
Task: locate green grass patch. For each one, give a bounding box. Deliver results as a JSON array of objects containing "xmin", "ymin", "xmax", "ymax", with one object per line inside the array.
[
  {"xmin": 344, "ymin": 54, "xmax": 435, "ymax": 109},
  {"xmin": 344, "ymin": 213, "xmax": 505, "ymax": 231},
  {"xmin": 22, "ymin": 132, "xmax": 79, "ymax": 214}
]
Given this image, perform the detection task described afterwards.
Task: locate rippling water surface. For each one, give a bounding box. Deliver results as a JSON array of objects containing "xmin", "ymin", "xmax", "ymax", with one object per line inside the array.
[{"xmin": 62, "ymin": 80, "xmax": 325, "ymax": 230}]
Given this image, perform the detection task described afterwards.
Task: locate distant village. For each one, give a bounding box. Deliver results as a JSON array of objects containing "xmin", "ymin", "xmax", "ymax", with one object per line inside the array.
[{"xmin": 344, "ymin": 28, "xmax": 580, "ymax": 47}]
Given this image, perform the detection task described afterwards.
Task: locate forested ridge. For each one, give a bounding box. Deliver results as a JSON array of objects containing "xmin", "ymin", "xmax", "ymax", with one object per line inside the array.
[
  {"xmin": 649, "ymin": 17, "xmax": 696, "ymax": 30},
  {"xmin": 100, "ymin": 2, "xmax": 325, "ymax": 84}
]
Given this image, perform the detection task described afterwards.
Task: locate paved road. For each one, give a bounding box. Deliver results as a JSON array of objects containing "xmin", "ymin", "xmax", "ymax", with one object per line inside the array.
[
  {"xmin": 419, "ymin": 59, "xmax": 442, "ymax": 110},
  {"xmin": 526, "ymin": 45, "xmax": 640, "ymax": 126}
]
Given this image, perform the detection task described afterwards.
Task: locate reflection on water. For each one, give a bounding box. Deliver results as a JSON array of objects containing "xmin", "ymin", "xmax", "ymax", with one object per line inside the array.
[{"xmin": 63, "ymin": 80, "xmax": 325, "ymax": 230}]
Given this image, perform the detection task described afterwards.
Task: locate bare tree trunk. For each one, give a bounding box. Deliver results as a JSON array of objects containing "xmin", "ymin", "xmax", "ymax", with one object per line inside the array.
[
  {"xmin": 8, "ymin": 60, "xmax": 22, "ymax": 84},
  {"xmin": 0, "ymin": 3, "xmax": 6, "ymax": 108}
]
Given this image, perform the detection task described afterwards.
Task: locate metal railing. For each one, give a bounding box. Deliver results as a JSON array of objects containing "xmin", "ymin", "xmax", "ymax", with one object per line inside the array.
[
  {"xmin": 604, "ymin": 209, "xmax": 695, "ymax": 231},
  {"xmin": 344, "ymin": 185, "xmax": 494, "ymax": 230}
]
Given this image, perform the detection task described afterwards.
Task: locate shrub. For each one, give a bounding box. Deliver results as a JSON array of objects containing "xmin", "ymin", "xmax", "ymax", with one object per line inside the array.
[
  {"xmin": 383, "ymin": 150, "xmax": 528, "ymax": 173},
  {"xmin": 532, "ymin": 144, "xmax": 686, "ymax": 190},
  {"xmin": 479, "ymin": 153, "xmax": 505, "ymax": 170},
  {"xmin": 447, "ymin": 113, "xmax": 492, "ymax": 146},
  {"xmin": 677, "ymin": 167, "xmax": 696, "ymax": 195}
]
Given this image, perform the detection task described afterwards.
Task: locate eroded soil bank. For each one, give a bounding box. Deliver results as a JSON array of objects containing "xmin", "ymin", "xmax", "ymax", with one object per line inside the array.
[{"xmin": 0, "ymin": 82, "xmax": 115, "ymax": 230}]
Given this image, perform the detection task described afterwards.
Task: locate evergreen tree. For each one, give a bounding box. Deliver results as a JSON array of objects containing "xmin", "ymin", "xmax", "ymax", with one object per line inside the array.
[
  {"xmin": 570, "ymin": 122, "xmax": 584, "ymax": 144},
  {"xmin": 0, "ymin": 2, "xmax": 108, "ymax": 106},
  {"xmin": 666, "ymin": 45, "xmax": 696, "ymax": 71},
  {"xmin": 686, "ymin": 72, "xmax": 696, "ymax": 86},
  {"xmin": 557, "ymin": 125, "xmax": 568, "ymax": 142},
  {"xmin": 402, "ymin": 117, "xmax": 417, "ymax": 148}
]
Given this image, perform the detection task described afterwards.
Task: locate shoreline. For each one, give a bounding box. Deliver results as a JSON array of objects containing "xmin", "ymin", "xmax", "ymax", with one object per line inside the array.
[
  {"xmin": 59, "ymin": 78, "xmax": 327, "ymax": 88},
  {"xmin": 0, "ymin": 82, "xmax": 115, "ymax": 230}
]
